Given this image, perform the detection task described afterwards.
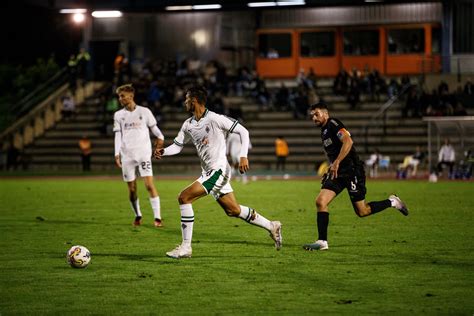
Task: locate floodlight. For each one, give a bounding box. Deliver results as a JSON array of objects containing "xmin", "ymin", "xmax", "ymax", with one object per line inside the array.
[{"xmin": 91, "ymin": 11, "xmax": 123, "ymax": 18}]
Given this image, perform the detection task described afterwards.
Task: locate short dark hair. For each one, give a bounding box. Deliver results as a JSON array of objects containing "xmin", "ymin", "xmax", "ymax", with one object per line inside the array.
[
  {"xmin": 310, "ymin": 101, "xmax": 329, "ymax": 111},
  {"xmin": 186, "ymin": 86, "xmax": 207, "ymax": 105}
]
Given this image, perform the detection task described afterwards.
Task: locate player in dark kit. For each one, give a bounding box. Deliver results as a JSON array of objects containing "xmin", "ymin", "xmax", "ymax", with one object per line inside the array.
[{"xmin": 303, "ymin": 102, "xmax": 409, "ymax": 251}]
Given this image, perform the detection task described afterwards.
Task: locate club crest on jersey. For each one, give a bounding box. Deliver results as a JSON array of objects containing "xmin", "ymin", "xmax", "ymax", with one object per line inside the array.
[
  {"xmin": 323, "ymin": 129, "xmax": 328, "ymax": 135},
  {"xmin": 139, "ymin": 115, "xmax": 142, "ymax": 120},
  {"xmin": 205, "ymin": 126, "xmax": 210, "ymax": 133}
]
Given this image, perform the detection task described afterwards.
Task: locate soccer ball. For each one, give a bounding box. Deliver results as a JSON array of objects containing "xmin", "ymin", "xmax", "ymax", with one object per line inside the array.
[{"xmin": 67, "ymin": 245, "xmax": 91, "ymax": 268}]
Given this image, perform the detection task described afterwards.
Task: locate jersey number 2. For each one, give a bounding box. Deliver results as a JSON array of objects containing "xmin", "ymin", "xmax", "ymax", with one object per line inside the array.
[{"xmin": 141, "ymin": 161, "xmax": 151, "ymax": 170}]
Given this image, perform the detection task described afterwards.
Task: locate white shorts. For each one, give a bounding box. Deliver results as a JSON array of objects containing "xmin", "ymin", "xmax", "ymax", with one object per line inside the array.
[
  {"xmin": 197, "ymin": 166, "xmax": 233, "ymax": 200},
  {"xmin": 121, "ymin": 157, "xmax": 153, "ymax": 182}
]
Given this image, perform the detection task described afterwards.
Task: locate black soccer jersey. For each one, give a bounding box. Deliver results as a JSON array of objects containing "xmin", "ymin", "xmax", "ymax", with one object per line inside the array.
[{"xmin": 320, "ymin": 118, "xmax": 361, "ymax": 175}]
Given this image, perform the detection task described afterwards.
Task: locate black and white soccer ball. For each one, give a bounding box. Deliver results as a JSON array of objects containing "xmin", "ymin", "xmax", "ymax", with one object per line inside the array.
[{"xmin": 67, "ymin": 245, "xmax": 91, "ymax": 268}]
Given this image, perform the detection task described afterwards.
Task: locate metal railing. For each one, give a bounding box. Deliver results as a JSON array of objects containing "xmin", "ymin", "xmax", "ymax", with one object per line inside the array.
[
  {"xmin": 363, "ymin": 83, "xmax": 411, "ymax": 153},
  {"xmin": 14, "ymin": 67, "xmax": 69, "ymax": 119}
]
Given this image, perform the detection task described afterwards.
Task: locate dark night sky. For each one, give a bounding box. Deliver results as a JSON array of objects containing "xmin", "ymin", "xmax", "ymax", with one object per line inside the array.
[{"xmin": 1, "ymin": 2, "xmax": 82, "ymax": 66}]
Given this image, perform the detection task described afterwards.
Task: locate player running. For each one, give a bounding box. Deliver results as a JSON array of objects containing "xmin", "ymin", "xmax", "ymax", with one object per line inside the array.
[
  {"xmin": 154, "ymin": 86, "xmax": 282, "ymax": 259},
  {"xmin": 303, "ymin": 101, "xmax": 409, "ymax": 251},
  {"xmin": 113, "ymin": 84, "xmax": 164, "ymax": 227}
]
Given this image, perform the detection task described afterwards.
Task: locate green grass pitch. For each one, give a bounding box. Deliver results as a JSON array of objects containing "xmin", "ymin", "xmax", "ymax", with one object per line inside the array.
[{"xmin": 0, "ymin": 177, "xmax": 473, "ymax": 314}]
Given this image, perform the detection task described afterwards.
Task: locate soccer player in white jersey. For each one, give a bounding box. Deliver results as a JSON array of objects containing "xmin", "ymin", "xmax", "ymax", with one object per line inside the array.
[
  {"xmin": 113, "ymin": 84, "xmax": 165, "ymax": 227},
  {"xmin": 226, "ymin": 131, "xmax": 252, "ymax": 184},
  {"xmin": 154, "ymin": 86, "xmax": 282, "ymax": 259}
]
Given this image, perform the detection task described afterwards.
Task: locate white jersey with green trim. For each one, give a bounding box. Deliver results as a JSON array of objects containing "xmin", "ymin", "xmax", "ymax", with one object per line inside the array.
[
  {"xmin": 113, "ymin": 105, "xmax": 157, "ymax": 160},
  {"xmin": 174, "ymin": 109, "xmax": 239, "ymax": 172}
]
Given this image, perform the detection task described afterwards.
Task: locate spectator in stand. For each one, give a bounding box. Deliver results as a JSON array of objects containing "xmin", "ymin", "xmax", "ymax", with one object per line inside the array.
[
  {"xmin": 67, "ymin": 54, "xmax": 78, "ymax": 93},
  {"xmin": 365, "ymin": 148, "xmax": 381, "ymax": 178},
  {"xmin": 307, "ymin": 67, "xmax": 318, "ymax": 89},
  {"xmin": 464, "ymin": 78, "xmax": 473, "ymax": 95},
  {"xmin": 255, "ymin": 77, "xmax": 270, "ymax": 110},
  {"xmin": 275, "ymin": 83, "xmax": 290, "ymax": 111},
  {"xmin": 439, "ymin": 88, "xmax": 455, "ymax": 116},
  {"xmin": 347, "ymin": 79, "xmax": 360, "ymax": 110},
  {"xmin": 404, "ymin": 146, "xmax": 426, "ymax": 177},
  {"xmin": 176, "ymin": 59, "xmax": 189, "ymax": 77},
  {"xmin": 333, "ymin": 69, "xmax": 348, "ymax": 95},
  {"xmin": 208, "ymin": 91, "xmax": 226, "ymax": 115},
  {"xmin": 398, "ymin": 147, "xmax": 425, "ymax": 179},
  {"xmin": 453, "ymin": 102, "xmax": 468, "ymax": 116},
  {"xmin": 307, "ymin": 87, "xmax": 319, "ymax": 107},
  {"xmin": 147, "ymin": 81, "xmax": 161, "ymax": 109},
  {"xmin": 438, "ymin": 80, "xmax": 449, "ymax": 95},
  {"xmin": 267, "ymin": 48, "xmax": 279, "ymax": 58},
  {"xmin": 293, "ymin": 85, "xmax": 309, "ymax": 119},
  {"xmin": 61, "ymin": 93, "xmax": 76, "ymax": 121},
  {"xmin": 387, "ymin": 79, "xmax": 399, "ymax": 99},
  {"xmin": 297, "ymin": 68, "xmax": 311, "ymax": 88},
  {"xmin": 214, "ymin": 61, "xmax": 229, "ymax": 94},
  {"xmin": 235, "ymin": 67, "xmax": 252, "ymax": 97},
  {"xmin": 79, "ymin": 135, "xmax": 92, "ymax": 172},
  {"xmin": 437, "ymin": 138, "xmax": 456, "ymax": 178},
  {"xmin": 403, "ymin": 85, "xmax": 422, "ymax": 118},
  {"xmin": 457, "ymin": 149, "xmax": 473, "ymax": 179},
  {"xmin": 76, "ymin": 48, "xmax": 91, "ymax": 83},
  {"xmin": 372, "ymin": 70, "xmax": 385, "ymax": 102},
  {"xmin": 401, "ymin": 75, "xmax": 411, "ymax": 87},
  {"xmin": 425, "ymin": 89, "xmax": 442, "ymax": 116},
  {"xmin": 275, "ymin": 136, "xmax": 289, "ymax": 171}
]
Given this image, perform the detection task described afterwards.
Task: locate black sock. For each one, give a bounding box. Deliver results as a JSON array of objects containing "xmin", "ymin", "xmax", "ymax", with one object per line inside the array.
[
  {"xmin": 317, "ymin": 212, "xmax": 329, "ymax": 241},
  {"xmin": 368, "ymin": 199, "xmax": 391, "ymax": 215}
]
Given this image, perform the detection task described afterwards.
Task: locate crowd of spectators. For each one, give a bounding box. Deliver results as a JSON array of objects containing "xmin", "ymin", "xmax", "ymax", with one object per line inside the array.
[
  {"xmin": 403, "ymin": 79, "xmax": 472, "ymax": 118},
  {"xmin": 96, "ymin": 54, "xmax": 473, "ymax": 129}
]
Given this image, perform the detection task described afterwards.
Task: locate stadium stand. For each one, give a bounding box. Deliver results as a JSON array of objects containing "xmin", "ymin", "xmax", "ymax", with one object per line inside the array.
[{"xmin": 18, "ymin": 77, "xmax": 433, "ymax": 174}]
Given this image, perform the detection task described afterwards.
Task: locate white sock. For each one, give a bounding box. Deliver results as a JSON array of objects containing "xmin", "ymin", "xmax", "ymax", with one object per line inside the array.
[
  {"xmin": 238, "ymin": 205, "xmax": 273, "ymax": 231},
  {"xmin": 150, "ymin": 196, "xmax": 161, "ymax": 220},
  {"xmin": 180, "ymin": 204, "xmax": 194, "ymax": 246},
  {"xmin": 130, "ymin": 199, "xmax": 142, "ymax": 218}
]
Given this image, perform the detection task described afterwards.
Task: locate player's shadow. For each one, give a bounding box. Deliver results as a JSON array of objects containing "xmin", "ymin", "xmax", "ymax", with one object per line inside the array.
[
  {"xmin": 91, "ymin": 252, "xmax": 179, "ymax": 264},
  {"xmin": 198, "ymin": 239, "xmax": 269, "ymax": 247}
]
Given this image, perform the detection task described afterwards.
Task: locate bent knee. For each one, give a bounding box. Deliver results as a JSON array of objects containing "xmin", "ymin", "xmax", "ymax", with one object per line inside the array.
[
  {"xmin": 353, "ymin": 204, "xmax": 371, "ymax": 217},
  {"xmin": 316, "ymin": 198, "xmax": 328, "ymax": 211},
  {"xmin": 178, "ymin": 192, "xmax": 190, "ymax": 205},
  {"xmin": 224, "ymin": 208, "xmax": 240, "ymax": 217}
]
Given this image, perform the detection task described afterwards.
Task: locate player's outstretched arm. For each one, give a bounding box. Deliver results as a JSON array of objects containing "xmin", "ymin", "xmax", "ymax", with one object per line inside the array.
[{"xmin": 154, "ymin": 142, "xmax": 183, "ymax": 159}]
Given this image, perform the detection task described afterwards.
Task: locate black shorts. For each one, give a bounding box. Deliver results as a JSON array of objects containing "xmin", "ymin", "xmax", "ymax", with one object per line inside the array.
[{"xmin": 321, "ymin": 165, "xmax": 367, "ymax": 202}]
